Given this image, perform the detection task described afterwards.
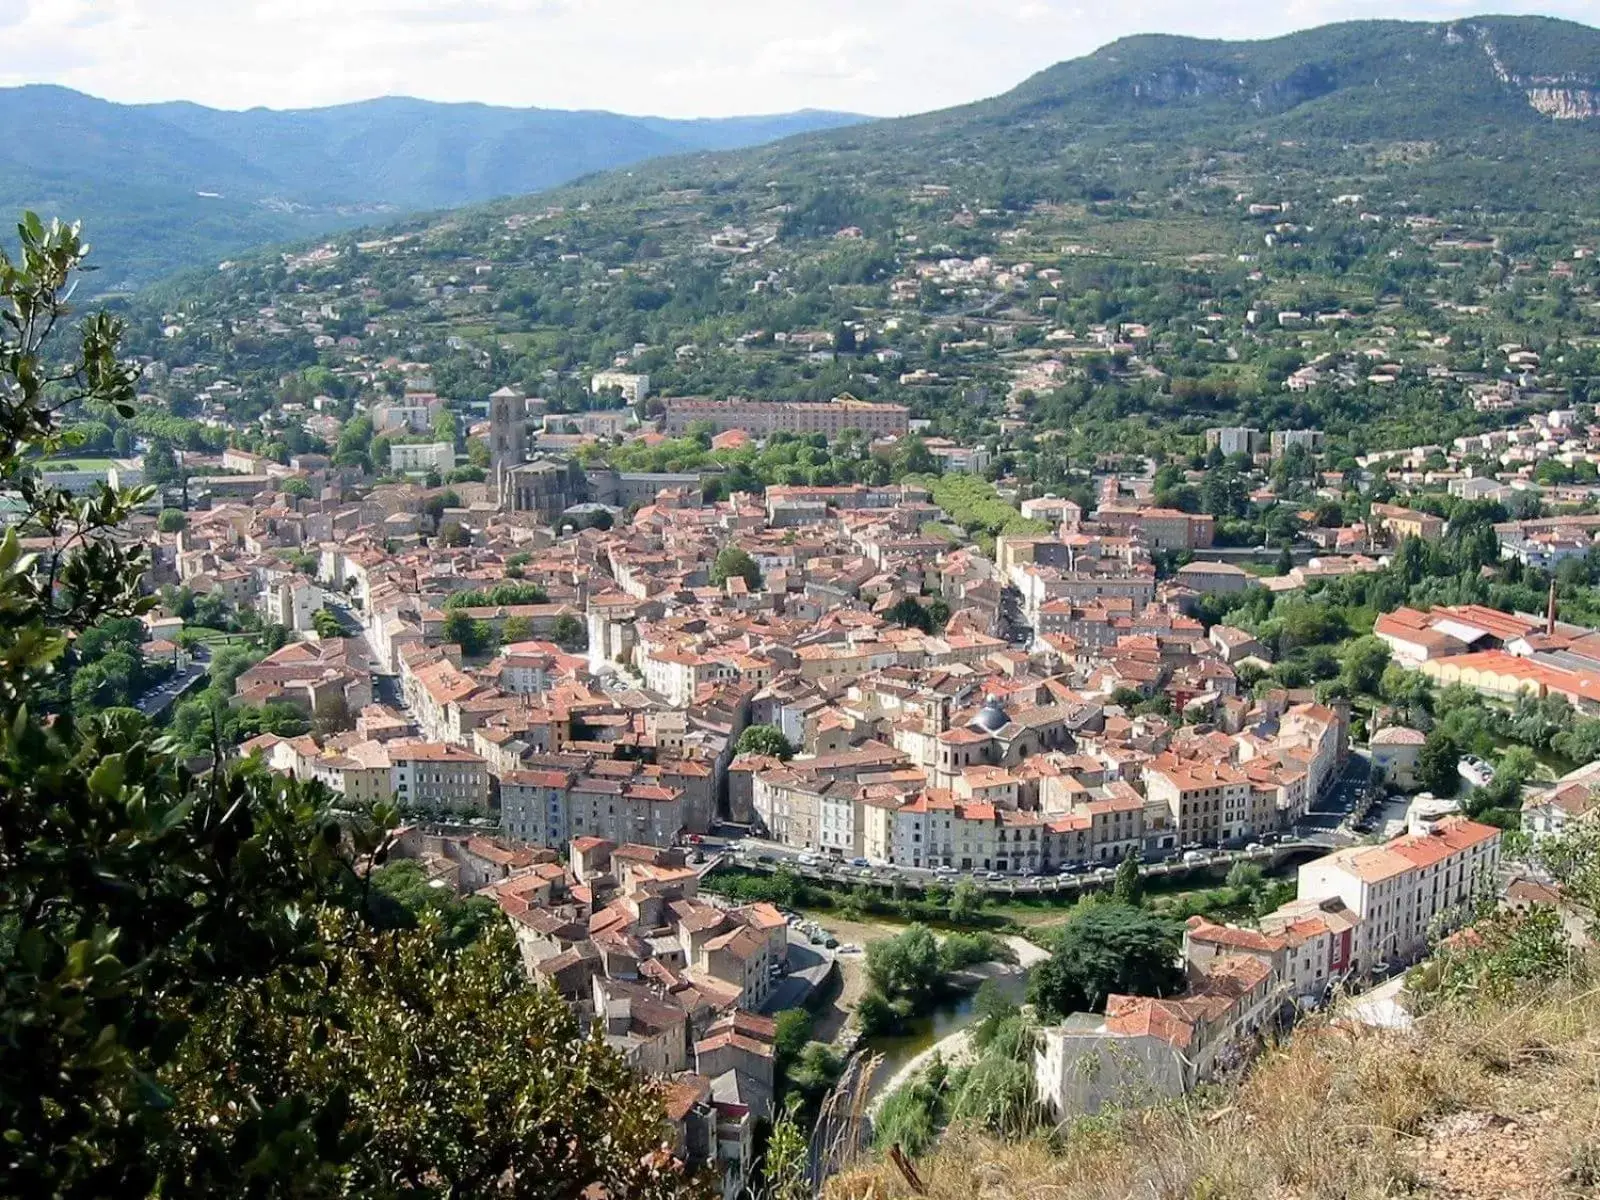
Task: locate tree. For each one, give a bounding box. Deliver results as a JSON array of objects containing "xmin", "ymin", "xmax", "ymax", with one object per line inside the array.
[
  {"xmin": 162, "ymin": 912, "xmax": 690, "ymax": 1198},
  {"xmin": 893, "ymin": 435, "xmax": 938, "ymax": 476},
  {"xmin": 144, "ymin": 437, "xmax": 179, "ymax": 485},
  {"xmin": 709, "ymin": 544, "xmax": 761, "ymax": 590},
  {"xmin": 500, "ymin": 614, "xmax": 533, "ymax": 645},
  {"xmin": 1418, "ymin": 730, "xmax": 1462, "ymax": 796},
  {"xmin": 312, "ymin": 692, "xmax": 352, "ymax": 737},
  {"xmin": 443, "ymin": 610, "xmax": 493, "ymax": 657},
  {"xmin": 156, "ymin": 507, "xmax": 187, "ymax": 533},
  {"xmin": 0, "ymin": 218, "xmax": 682, "ymax": 1196},
  {"xmin": 865, "ymin": 924, "xmax": 944, "ymax": 1010},
  {"xmin": 365, "ymin": 859, "xmax": 499, "ymax": 950},
  {"xmin": 948, "ymin": 877, "xmax": 982, "ymax": 924},
  {"xmin": 887, "ymin": 595, "xmax": 935, "ymax": 633},
  {"xmin": 280, "ymin": 476, "xmax": 312, "ymax": 500},
  {"xmin": 853, "ymin": 989, "xmax": 897, "ymax": 1037},
  {"xmin": 735, "ymin": 723, "xmax": 796, "ymax": 761},
  {"xmin": 437, "ymin": 519, "xmax": 470, "ymax": 547},
  {"xmin": 1340, "ymin": 635, "xmax": 1392, "ymax": 697},
  {"xmin": 1026, "ymin": 904, "xmax": 1184, "ymax": 1021},
  {"xmin": 551, "ymin": 612, "xmax": 587, "ymax": 651},
  {"xmin": 1112, "ymin": 848, "xmax": 1143, "ymax": 905},
  {"xmin": 312, "ymin": 606, "xmax": 344, "ymax": 639},
  {"xmin": 773, "ymin": 1007, "xmax": 814, "ymax": 1074}
]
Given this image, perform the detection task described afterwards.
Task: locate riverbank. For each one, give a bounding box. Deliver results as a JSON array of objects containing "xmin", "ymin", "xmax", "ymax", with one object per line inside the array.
[{"xmin": 865, "ymin": 935, "xmax": 1049, "ymax": 1115}]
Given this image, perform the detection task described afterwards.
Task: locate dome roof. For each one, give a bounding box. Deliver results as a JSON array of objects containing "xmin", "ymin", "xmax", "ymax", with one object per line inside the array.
[{"xmin": 972, "ymin": 695, "xmax": 1008, "ymax": 734}]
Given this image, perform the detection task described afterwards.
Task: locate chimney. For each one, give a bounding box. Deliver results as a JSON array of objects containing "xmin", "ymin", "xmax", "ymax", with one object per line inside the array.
[{"xmin": 1547, "ymin": 579, "xmax": 1558, "ymax": 637}]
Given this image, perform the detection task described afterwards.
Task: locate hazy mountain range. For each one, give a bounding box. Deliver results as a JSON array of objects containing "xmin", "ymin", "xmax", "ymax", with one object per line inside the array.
[
  {"xmin": 0, "ymin": 86, "xmax": 864, "ymax": 290},
  {"xmin": 15, "ymin": 14, "xmax": 1600, "ymax": 293}
]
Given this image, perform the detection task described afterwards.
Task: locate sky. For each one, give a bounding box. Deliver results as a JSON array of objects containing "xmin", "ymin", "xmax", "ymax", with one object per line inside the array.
[{"xmin": 3, "ymin": 0, "xmax": 1598, "ymax": 119}]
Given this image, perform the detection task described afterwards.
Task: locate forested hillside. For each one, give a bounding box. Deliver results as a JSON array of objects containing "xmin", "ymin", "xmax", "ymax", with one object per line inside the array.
[
  {"xmin": 123, "ymin": 16, "xmax": 1600, "ymax": 481},
  {"xmin": 0, "ymin": 85, "xmax": 861, "ymax": 289}
]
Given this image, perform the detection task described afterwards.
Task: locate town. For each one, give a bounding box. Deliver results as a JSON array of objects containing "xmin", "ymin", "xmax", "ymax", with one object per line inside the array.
[{"xmin": 44, "ymin": 369, "xmax": 1600, "ymax": 1193}]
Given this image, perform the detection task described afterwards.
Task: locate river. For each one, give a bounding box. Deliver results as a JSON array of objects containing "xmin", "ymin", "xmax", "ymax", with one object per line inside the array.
[{"xmin": 860, "ymin": 936, "xmax": 1047, "ymax": 1109}]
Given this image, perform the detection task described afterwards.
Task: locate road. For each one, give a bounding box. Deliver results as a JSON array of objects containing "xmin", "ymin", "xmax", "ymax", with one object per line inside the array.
[
  {"xmin": 323, "ymin": 592, "xmax": 403, "ymax": 704},
  {"xmin": 1294, "ymin": 753, "xmax": 1376, "ymax": 838},
  {"xmin": 720, "ymin": 835, "xmax": 1317, "ymax": 898},
  {"xmin": 136, "ymin": 650, "xmax": 209, "ymax": 717}
]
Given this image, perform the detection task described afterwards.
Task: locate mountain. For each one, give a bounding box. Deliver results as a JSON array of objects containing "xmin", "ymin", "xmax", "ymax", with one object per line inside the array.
[
  {"xmin": 126, "ymin": 15, "xmax": 1600, "ymax": 456},
  {"xmin": 0, "ymin": 85, "xmax": 865, "ymax": 290}
]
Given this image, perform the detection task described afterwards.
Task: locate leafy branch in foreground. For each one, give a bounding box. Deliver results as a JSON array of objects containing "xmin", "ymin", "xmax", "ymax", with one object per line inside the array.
[{"xmin": 0, "ymin": 215, "xmax": 696, "ymax": 1199}]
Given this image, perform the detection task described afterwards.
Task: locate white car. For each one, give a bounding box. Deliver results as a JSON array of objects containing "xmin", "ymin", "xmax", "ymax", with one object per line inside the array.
[{"xmin": 1457, "ymin": 756, "xmax": 1495, "ymax": 789}]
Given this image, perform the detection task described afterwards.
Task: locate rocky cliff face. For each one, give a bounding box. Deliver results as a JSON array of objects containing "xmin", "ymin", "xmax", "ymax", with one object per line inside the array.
[
  {"xmin": 1523, "ymin": 86, "xmax": 1600, "ymax": 120},
  {"xmin": 1474, "ymin": 25, "xmax": 1600, "ymax": 120}
]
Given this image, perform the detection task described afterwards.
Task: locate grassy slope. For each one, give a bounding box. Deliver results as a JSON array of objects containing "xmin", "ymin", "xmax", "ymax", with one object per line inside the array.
[{"xmin": 830, "ymin": 973, "xmax": 1600, "ymax": 1199}]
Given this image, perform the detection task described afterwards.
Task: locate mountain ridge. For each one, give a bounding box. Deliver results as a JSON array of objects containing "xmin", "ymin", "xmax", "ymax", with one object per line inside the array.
[{"xmin": 0, "ymin": 85, "xmax": 866, "ymax": 289}]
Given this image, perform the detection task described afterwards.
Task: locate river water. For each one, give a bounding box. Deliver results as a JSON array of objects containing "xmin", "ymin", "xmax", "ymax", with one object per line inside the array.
[{"xmin": 860, "ymin": 963, "xmax": 1032, "ymax": 1104}]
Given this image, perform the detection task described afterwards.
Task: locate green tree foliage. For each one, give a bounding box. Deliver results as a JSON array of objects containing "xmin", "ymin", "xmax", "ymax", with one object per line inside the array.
[
  {"xmin": 1026, "ymin": 904, "xmax": 1185, "ymax": 1021},
  {"xmin": 443, "ymin": 610, "xmax": 494, "ymax": 657},
  {"xmin": 772, "ymin": 1007, "xmax": 813, "ymax": 1073},
  {"xmin": 735, "ymin": 723, "xmax": 796, "ymax": 760},
  {"xmin": 365, "ymin": 859, "xmax": 500, "ymax": 950},
  {"xmin": 921, "ymin": 474, "xmax": 1050, "ymax": 545},
  {"xmin": 156, "ymin": 507, "xmax": 187, "ymax": 532},
  {"xmin": 1417, "ymin": 730, "xmax": 1462, "ymax": 796},
  {"xmin": 312, "ymin": 607, "xmax": 343, "ymax": 639},
  {"xmin": 887, "ymin": 595, "xmax": 936, "ymax": 633},
  {"xmin": 163, "ymin": 910, "xmax": 690, "ymax": 1197},
  {"xmin": 1339, "ymin": 635, "xmax": 1392, "ymax": 696},
  {"xmin": 442, "ymin": 581, "xmax": 550, "ymax": 609},
  {"xmin": 1112, "ymin": 849, "xmax": 1144, "ymax": 906},
  {"xmin": 551, "ymin": 612, "xmax": 587, "ymax": 651},
  {"xmin": 865, "ymin": 924, "xmax": 945, "ymax": 1011},
  {"xmin": 948, "ymin": 877, "xmax": 982, "ymax": 924},
  {"xmin": 0, "ymin": 219, "xmax": 684, "ymax": 1197},
  {"xmin": 708, "ymin": 545, "xmax": 761, "ymax": 590}
]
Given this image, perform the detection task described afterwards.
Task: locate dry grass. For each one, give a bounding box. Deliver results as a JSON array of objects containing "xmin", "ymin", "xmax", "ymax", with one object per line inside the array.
[{"xmin": 828, "ymin": 977, "xmax": 1600, "ymax": 1200}]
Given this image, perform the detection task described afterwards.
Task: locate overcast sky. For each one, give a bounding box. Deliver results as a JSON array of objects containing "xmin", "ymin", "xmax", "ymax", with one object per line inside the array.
[{"xmin": 5, "ymin": 0, "xmax": 1597, "ymax": 118}]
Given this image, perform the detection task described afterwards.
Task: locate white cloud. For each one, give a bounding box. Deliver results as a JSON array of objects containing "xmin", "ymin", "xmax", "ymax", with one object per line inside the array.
[{"xmin": 0, "ymin": 0, "xmax": 1593, "ymax": 117}]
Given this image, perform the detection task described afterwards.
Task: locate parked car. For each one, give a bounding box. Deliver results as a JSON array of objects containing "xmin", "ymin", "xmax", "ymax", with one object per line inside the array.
[
  {"xmin": 1182, "ymin": 850, "xmax": 1205, "ymax": 864},
  {"xmin": 850, "ymin": 857, "xmax": 868, "ymax": 867},
  {"xmin": 1458, "ymin": 755, "xmax": 1495, "ymax": 789}
]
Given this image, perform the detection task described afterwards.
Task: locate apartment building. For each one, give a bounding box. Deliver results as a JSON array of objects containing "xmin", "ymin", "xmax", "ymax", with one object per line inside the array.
[
  {"xmin": 261, "ymin": 574, "xmax": 325, "ymax": 633},
  {"xmin": 389, "ymin": 441, "xmax": 456, "ymax": 475},
  {"xmin": 1095, "ymin": 506, "xmax": 1216, "ymax": 551},
  {"xmin": 590, "ymin": 370, "xmax": 650, "ymax": 403},
  {"xmin": 1034, "ymin": 951, "xmax": 1275, "ymax": 1117},
  {"xmin": 661, "ymin": 396, "xmax": 909, "ymax": 438},
  {"xmin": 1143, "ymin": 755, "xmax": 1255, "ymax": 844},
  {"xmin": 389, "ymin": 742, "xmax": 491, "ymax": 814},
  {"xmin": 1295, "ymin": 818, "xmax": 1501, "ymax": 971},
  {"xmin": 500, "ymin": 768, "xmax": 577, "ymax": 846},
  {"xmin": 1204, "ymin": 426, "xmax": 1263, "ymax": 457},
  {"xmin": 566, "ymin": 777, "xmax": 685, "ymax": 848}
]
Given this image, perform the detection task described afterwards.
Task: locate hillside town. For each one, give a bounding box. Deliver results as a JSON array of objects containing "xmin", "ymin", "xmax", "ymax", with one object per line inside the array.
[{"xmin": 40, "ymin": 353, "xmax": 1600, "ymax": 1190}]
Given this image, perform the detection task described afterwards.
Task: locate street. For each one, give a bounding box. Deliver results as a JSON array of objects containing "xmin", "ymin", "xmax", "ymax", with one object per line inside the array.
[
  {"xmin": 135, "ymin": 649, "xmax": 209, "ymax": 717},
  {"xmin": 1293, "ymin": 753, "xmax": 1376, "ymax": 839},
  {"xmin": 718, "ymin": 832, "xmax": 1312, "ymax": 898}
]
